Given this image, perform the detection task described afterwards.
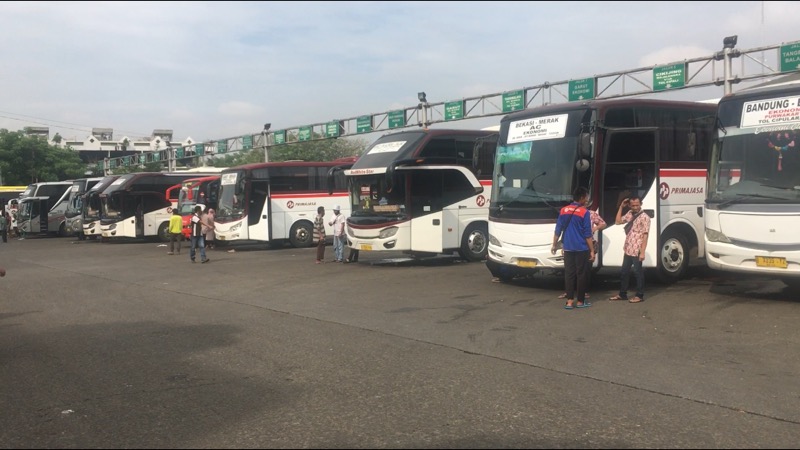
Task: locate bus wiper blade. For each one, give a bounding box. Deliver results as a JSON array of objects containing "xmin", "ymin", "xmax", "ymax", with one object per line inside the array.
[
  {"xmin": 717, "ymin": 193, "xmax": 785, "ymax": 209},
  {"xmin": 715, "ymin": 117, "xmax": 727, "ymax": 136}
]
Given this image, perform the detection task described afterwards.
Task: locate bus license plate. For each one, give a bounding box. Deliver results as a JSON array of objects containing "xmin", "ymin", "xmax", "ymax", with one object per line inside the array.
[
  {"xmin": 755, "ymin": 256, "xmax": 787, "ymax": 269},
  {"xmin": 360, "ymin": 244, "xmax": 372, "ymax": 251},
  {"xmin": 218, "ymin": 236, "xmax": 225, "ymax": 240},
  {"xmin": 517, "ymin": 259, "xmax": 537, "ymax": 268}
]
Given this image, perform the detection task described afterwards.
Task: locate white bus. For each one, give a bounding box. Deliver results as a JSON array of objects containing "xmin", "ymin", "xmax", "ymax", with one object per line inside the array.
[
  {"xmin": 17, "ymin": 181, "xmax": 73, "ymax": 236},
  {"xmin": 705, "ymin": 81, "xmax": 800, "ymax": 288},
  {"xmin": 214, "ymin": 158, "xmax": 356, "ymax": 247},
  {"xmin": 343, "ymin": 129, "xmax": 497, "ymax": 261},
  {"xmin": 99, "ymin": 172, "xmax": 215, "ymax": 241},
  {"xmin": 82, "ymin": 176, "xmax": 120, "ymax": 239},
  {"xmin": 485, "ymin": 98, "xmax": 717, "ymax": 283},
  {"xmin": 64, "ymin": 177, "xmax": 104, "ymax": 239}
]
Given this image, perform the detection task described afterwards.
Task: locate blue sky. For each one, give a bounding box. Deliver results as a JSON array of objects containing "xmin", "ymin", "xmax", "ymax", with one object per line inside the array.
[{"xmin": 1, "ymin": 1, "xmax": 799, "ymax": 144}]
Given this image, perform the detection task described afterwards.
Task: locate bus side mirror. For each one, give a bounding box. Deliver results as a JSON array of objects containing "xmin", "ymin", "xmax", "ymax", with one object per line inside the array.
[
  {"xmin": 576, "ymin": 159, "xmax": 590, "ymax": 172},
  {"xmin": 578, "ymin": 132, "xmax": 592, "ymax": 157}
]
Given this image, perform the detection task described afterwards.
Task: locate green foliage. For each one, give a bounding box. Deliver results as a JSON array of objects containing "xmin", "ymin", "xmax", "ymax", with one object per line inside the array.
[
  {"xmin": 0, "ymin": 129, "xmax": 88, "ymax": 184},
  {"xmin": 109, "ymin": 161, "xmax": 164, "ymax": 174},
  {"xmin": 208, "ymin": 136, "xmax": 367, "ymax": 168}
]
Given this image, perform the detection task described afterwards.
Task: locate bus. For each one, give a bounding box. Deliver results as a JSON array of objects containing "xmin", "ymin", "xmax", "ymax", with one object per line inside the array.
[
  {"xmin": 82, "ymin": 176, "xmax": 121, "ymax": 239},
  {"xmin": 342, "ymin": 129, "xmax": 498, "ymax": 261},
  {"xmin": 705, "ymin": 81, "xmax": 800, "ymax": 288},
  {"xmin": 214, "ymin": 158, "xmax": 357, "ymax": 247},
  {"xmin": 164, "ymin": 175, "xmax": 221, "ymax": 239},
  {"xmin": 99, "ymin": 172, "xmax": 215, "ymax": 241},
  {"xmin": 64, "ymin": 177, "xmax": 104, "ymax": 239},
  {"xmin": 485, "ymin": 98, "xmax": 716, "ymax": 283},
  {"xmin": 16, "ymin": 181, "xmax": 73, "ymax": 236}
]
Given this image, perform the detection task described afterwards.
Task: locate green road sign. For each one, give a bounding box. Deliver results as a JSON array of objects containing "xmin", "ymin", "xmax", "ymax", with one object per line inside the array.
[
  {"xmin": 195, "ymin": 143, "xmax": 204, "ymax": 156},
  {"xmin": 96, "ymin": 162, "xmax": 103, "ymax": 173},
  {"xmin": 123, "ymin": 156, "xmax": 130, "ymax": 167},
  {"xmin": 653, "ymin": 63, "xmax": 685, "ymax": 91},
  {"xmin": 243, "ymin": 135, "xmax": 253, "ymax": 149},
  {"xmin": 152, "ymin": 152, "xmax": 160, "ymax": 162},
  {"xmin": 445, "ymin": 101, "xmax": 464, "ymax": 121},
  {"xmin": 780, "ymin": 42, "xmax": 800, "ymax": 73},
  {"xmin": 139, "ymin": 154, "xmax": 146, "ymax": 164},
  {"xmin": 274, "ymin": 130, "xmax": 286, "ymax": 145},
  {"xmin": 357, "ymin": 116, "xmax": 372, "ymax": 133},
  {"xmin": 176, "ymin": 147, "xmax": 184, "ymax": 158},
  {"xmin": 388, "ymin": 110, "xmax": 405, "ymax": 128},
  {"xmin": 502, "ymin": 90, "xmax": 525, "ymax": 112},
  {"xmin": 568, "ymin": 78, "xmax": 595, "ymax": 101},
  {"xmin": 299, "ymin": 126, "xmax": 312, "ymax": 141},
  {"xmin": 217, "ymin": 141, "xmax": 227, "ymax": 154},
  {"xmin": 325, "ymin": 121, "xmax": 340, "ymax": 138}
]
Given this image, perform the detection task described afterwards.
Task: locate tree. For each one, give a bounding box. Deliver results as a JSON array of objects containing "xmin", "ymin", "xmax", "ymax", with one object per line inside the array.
[
  {"xmin": 0, "ymin": 129, "xmax": 87, "ymax": 184},
  {"xmin": 208, "ymin": 136, "xmax": 367, "ymax": 168}
]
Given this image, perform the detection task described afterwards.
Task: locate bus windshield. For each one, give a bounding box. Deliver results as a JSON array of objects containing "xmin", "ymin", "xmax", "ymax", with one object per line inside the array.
[
  {"xmin": 492, "ymin": 136, "xmax": 579, "ymax": 208},
  {"xmin": 103, "ymin": 194, "xmax": 124, "ymax": 219},
  {"xmin": 217, "ymin": 171, "xmax": 245, "ymax": 219},
  {"xmin": 348, "ymin": 174, "xmax": 408, "ymax": 220},
  {"xmin": 708, "ymin": 95, "xmax": 800, "ymax": 204}
]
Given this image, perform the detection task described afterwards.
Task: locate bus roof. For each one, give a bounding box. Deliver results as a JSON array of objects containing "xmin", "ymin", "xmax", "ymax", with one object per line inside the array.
[
  {"xmin": 502, "ymin": 97, "xmax": 717, "ymax": 122},
  {"xmin": 224, "ymin": 157, "xmax": 358, "ymax": 173}
]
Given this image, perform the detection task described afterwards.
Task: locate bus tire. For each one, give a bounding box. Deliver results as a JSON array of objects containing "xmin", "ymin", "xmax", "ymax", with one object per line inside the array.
[
  {"xmin": 459, "ymin": 222, "xmax": 489, "ymax": 262},
  {"xmin": 289, "ymin": 221, "xmax": 314, "ymax": 248},
  {"xmin": 158, "ymin": 222, "xmax": 170, "ymax": 243},
  {"xmin": 657, "ymin": 229, "xmax": 689, "ymax": 284},
  {"xmin": 58, "ymin": 222, "xmax": 67, "ymax": 237}
]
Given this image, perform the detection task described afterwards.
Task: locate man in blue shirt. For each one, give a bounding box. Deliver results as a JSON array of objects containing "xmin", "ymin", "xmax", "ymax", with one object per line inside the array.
[{"xmin": 551, "ymin": 187, "xmax": 595, "ymax": 309}]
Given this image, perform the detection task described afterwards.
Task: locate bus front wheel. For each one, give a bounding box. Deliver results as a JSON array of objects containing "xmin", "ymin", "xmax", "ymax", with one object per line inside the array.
[
  {"xmin": 657, "ymin": 229, "xmax": 689, "ymax": 283},
  {"xmin": 158, "ymin": 222, "xmax": 170, "ymax": 243},
  {"xmin": 289, "ymin": 221, "xmax": 314, "ymax": 248},
  {"xmin": 459, "ymin": 222, "xmax": 489, "ymax": 262}
]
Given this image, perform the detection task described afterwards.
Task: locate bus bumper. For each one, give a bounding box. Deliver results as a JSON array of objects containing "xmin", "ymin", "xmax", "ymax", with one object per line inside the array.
[
  {"xmin": 485, "ymin": 242, "xmax": 564, "ymax": 279},
  {"xmin": 705, "ymin": 240, "xmax": 800, "ymax": 276}
]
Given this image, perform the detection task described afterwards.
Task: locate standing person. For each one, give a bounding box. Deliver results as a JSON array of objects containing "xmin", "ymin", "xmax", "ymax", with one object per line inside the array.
[
  {"xmin": 167, "ymin": 208, "xmax": 183, "ymax": 255},
  {"xmin": 551, "ymin": 187, "xmax": 595, "ymax": 309},
  {"xmin": 189, "ymin": 205, "xmax": 209, "ymax": 264},
  {"xmin": 202, "ymin": 208, "xmax": 216, "ymax": 250},
  {"xmin": 313, "ymin": 206, "xmax": 326, "ymax": 264},
  {"xmin": 609, "ymin": 195, "xmax": 650, "ymax": 303},
  {"xmin": 558, "ymin": 207, "xmax": 606, "ymax": 299},
  {"xmin": 0, "ymin": 210, "xmax": 7, "ymax": 243},
  {"xmin": 328, "ymin": 205, "xmax": 346, "ymax": 262}
]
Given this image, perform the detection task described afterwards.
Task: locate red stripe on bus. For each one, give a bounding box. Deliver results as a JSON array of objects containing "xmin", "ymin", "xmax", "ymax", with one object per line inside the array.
[
  {"xmin": 659, "ymin": 170, "xmax": 707, "ymax": 177},
  {"xmin": 271, "ymin": 192, "xmax": 349, "ymax": 199}
]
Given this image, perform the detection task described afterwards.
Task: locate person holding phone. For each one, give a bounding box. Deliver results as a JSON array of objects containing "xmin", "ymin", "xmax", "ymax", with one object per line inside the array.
[{"xmin": 609, "ymin": 196, "xmax": 650, "ymax": 303}]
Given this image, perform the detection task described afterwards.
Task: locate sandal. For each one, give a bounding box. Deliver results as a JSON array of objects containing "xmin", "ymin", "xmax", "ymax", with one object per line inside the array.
[
  {"xmin": 564, "ymin": 302, "xmax": 574, "ymax": 310},
  {"xmin": 558, "ymin": 292, "xmax": 568, "ymax": 299},
  {"xmin": 576, "ymin": 301, "xmax": 592, "ymax": 308},
  {"xmin": 629, "ymin": 297, "xmax": 644, "ymax": 303},
  {"xmin": 608, "ymin": 295, "xmax": 627, "ymax": 301}
]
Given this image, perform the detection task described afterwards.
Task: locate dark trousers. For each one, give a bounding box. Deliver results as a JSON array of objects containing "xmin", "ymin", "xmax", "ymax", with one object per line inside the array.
[
  {"xmin": 0, "ymin": 228, "xmax": 6, "ymax": 243},
  {"xmin": 346, "ymin": 248, "xmax": 359, "ymax": 262},
  {"xmin": 169, "ymin": 233, "xmax": 182, "ymax": 253},
  {"xmin": 619, "ymin": 254, "xmax": 645, "ymax": 299},
  {"xmin": 316, "ymin": 238, "xmax": 326, "ymax": 261},
  {"xmin": 564, "ymin": 250, "xmax": 590, "ymax": 302}
]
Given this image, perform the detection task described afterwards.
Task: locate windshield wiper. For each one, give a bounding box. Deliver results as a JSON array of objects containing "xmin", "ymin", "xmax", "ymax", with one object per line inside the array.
[{"xmin": 716, "ymin": 193, "xmax": 786, "ymax": 209}]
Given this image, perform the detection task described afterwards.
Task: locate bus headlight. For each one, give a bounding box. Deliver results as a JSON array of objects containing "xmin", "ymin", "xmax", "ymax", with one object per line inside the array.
[
  {"xmin": 489, "ymin": 233, "xmax": 501, "ymax": 247},
  {"xmin": 108, "ymin": 223, "xmax": 117, "ymax": 230},
  {"xmin": 705, "ymin": 228, "xmax": 731, "ymax": 243},
  {"xmin": 230, "ymin": 222, "xmax": 242, "ymax": 232},
  {"xmin": 379, "ymin": 227, "xmax": 398, "ymax": 239}
]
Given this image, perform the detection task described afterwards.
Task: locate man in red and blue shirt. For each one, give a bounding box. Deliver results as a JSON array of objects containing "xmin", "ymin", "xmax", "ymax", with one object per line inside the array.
[{"xmin": 551, "ymin": 187, "xmax": 595, "ymax": 309}]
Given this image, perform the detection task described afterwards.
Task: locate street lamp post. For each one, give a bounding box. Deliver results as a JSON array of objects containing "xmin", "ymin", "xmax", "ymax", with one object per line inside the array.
[
  {"xmin": 262, "ymin": 123, "xmax": 271, "ymax": 163},
  {"xmin": 418, "ymin": 92, "xmax": 429, "ymax": 129}
]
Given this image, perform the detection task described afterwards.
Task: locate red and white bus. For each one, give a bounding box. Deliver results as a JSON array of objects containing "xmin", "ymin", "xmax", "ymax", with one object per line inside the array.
[
  {"xmin": 485, "ymin": 98, "xmax": 717, "ymax": 283},
  {"xmin": 214, "ymin": 158, "xmax": 356, "ymax": 247},
  {"xmin": 342, "ymin": 129, "xmax": 498, "ymax": 261},
  {"xmin": 164, "ymin": 175, "xmax": 221, "ymax": 239}
]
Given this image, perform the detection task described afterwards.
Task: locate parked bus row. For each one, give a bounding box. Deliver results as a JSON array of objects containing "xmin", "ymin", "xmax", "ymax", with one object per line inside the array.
[{"xmin": 8, "ymin": 83, "xmax": 798, "ymax": 289}]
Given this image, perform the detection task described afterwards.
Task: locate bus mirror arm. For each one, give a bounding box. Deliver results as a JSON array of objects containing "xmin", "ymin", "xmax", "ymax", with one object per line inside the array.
[{"xmin": 578, "ymin": 132, "xmax": 592, "ymax": 157}]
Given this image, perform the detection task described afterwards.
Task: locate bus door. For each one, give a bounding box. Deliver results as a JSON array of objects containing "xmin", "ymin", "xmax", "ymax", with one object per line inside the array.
[
  {"xmin": 600, "ymin": 129, "xmax": 659, "ymax": 269},
  {"xmin": 134, "ymin": 195, "xmax": 145, "ymax": 238}
]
